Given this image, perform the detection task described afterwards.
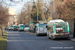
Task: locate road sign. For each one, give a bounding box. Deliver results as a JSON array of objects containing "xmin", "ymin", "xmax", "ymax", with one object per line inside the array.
[{"xmin": 49, "ymin": 17, "xmax": 52, "ymax": 20}]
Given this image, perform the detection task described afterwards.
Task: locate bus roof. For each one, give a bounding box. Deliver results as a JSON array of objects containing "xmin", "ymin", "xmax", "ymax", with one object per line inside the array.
[
  {"xmin": 33, "ymin": 21, "xmax": 48, "ymax": 24},
  {"xmin": 48, "ymin": 19, "xmax": 64, "ymax": 23}
]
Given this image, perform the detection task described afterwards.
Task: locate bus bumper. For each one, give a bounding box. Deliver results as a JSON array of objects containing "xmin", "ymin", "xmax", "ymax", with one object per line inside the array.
[
  {"xmin": 37, "ymin": 33, "xmax": 47, "ymax": 35},
  {"xmin": 55, "ymin": 35, "xmax": 69, "ymax": 39}
]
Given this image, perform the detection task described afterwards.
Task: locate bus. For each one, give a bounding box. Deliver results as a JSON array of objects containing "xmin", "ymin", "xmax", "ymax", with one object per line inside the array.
[
  {"xmin": 18, "ymin": 24, "xmax": 25, "ymax": 31},
  {"xmin": 47, "ymin": 19, "xmax": 69, "ymax": 39},
  {"xmin": 13, "ymin": 25, "xmax": 18, "ymax": 31},
  {"xmin": 29, "ymin": 21, "xmax": 48, "ymax": 33},
  {"xmin": 8, "ymin": 26, "xmax": 13, "ymax": 30},
  {"xmin": 35, "ymin": 23, "xmax": 47, "ymax": 36}
]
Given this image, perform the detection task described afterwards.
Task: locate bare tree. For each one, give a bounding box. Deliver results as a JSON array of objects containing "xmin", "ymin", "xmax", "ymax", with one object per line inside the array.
[
  {"xmin": 56, "ymin": 0, "xmax": 75, "ymax": 37},
  {"xmin": 56, "ymin": 0, "xmax": 75, "ymax": 19},
  {"xmin": 0, "ymin": 4, "xmax": 9, "ymax": 36},
  {"xmin": 17, "ymin": 1, "xmax": 32, "ymax": 25}
]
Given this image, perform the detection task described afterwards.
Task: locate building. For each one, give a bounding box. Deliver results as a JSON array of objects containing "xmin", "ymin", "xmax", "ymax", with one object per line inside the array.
[{"xmin": 8, "ymin": 7, "xmax": 17, "ymax": 26}]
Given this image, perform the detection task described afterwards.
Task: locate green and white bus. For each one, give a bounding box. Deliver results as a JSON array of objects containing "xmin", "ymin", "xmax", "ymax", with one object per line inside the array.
[
  {"xmin": 13, "ymin": 25, "xmax": 18, "ymax": 31},
  {"xmin": 8, "ymin": 26, "xmax": 13, "ymax": 30},
  {"xmin": 47, "ymin": 19, "xmax": 69, "ymax": 39},
  {"xmin": 35, "ymin": 23, "xmax": 47, "ymax": 36},
  {"xmin": 18, "ymin": 24, "xmax": 25, "ymax": 31}
]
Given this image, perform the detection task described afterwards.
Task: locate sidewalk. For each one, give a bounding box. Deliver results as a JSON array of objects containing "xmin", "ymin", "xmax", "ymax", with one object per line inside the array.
[{"xmin": 70, "ymin": 34, "xmax": 75, "ymax": 41}]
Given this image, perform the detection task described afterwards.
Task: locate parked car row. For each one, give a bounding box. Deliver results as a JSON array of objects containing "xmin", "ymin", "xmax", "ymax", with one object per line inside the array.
[
  {"xmin": 5, "ymin": 19, "xmax": 70, "ymax": 40},
  {"xmin": 5, "ymin": 24, "xmax": 29, "ymax": 32}
]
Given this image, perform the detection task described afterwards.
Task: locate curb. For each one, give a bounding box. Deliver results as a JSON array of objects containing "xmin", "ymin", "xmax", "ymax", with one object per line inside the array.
[
  {"xmin": 5, "ymin": 41, "xmax": 7, "ymax": 50},
  {"xmin": 70, "ymin": 39, "xmax": 75, "ymax": 41},
  {"xmin": 26, "ymin": 32, "xmax": 35, "ymax": 35},
  {"xmin": 5, "ymin": 32, "xmax": 7, "ymax": 50}
]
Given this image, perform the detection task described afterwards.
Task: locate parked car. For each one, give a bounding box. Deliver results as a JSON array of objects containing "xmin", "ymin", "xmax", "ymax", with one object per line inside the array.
[{"xmin": 24, "ymin": 25, "xmax": 29, "ymax": 31}]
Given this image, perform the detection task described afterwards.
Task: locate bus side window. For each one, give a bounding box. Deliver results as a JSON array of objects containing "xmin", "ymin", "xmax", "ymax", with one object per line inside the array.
[
  {"xmin": 47, "ymin": 27, "xmax": 53, "ymax": 33},
  {"xmin": 47, "ymin": 27, "xmax": 52, "ymax": 30},
  {"xmin": 47, "ymin": 27, "xmax": 50, "ymax": 30}
]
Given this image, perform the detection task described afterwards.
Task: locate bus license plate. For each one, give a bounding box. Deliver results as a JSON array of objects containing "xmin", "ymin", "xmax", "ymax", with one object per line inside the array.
[{"xmin": 60, "ymin": 35, "xmax": 64, "ymax": 36}]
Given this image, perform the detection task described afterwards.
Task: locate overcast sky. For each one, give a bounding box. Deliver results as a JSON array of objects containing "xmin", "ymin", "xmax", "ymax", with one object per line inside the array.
[
  {"xmin": 1, "ymin": 0, "xmax": 32, "ymax": 14},
  {"xmin": 1, "ymin": 0, "xmax": 51, "ymax": 14}
]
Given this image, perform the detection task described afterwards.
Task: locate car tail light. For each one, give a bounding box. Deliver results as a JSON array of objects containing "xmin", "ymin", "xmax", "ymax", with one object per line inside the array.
[
  {"xmin": 56, "ymin": 35, "xmax": 59, "ymax": 36},
  {"xmin": 66, "ymin": 34, "xmax": 68, "ymax": 36}
]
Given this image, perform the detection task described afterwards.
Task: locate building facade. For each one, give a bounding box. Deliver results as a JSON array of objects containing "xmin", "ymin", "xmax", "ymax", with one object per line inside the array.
[{"xmin": 8, "ymin": 8, "xmax": 17, "ymax": 26}]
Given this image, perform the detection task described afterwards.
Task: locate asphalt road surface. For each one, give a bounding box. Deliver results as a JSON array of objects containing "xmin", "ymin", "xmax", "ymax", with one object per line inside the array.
[{"xmin": 6, "ymin": 30, "xmax": 75, "ymax": 50}]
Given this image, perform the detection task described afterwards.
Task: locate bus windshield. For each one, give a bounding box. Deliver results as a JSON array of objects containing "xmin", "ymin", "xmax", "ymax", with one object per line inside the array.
[
  {"xmin": 56, "ymin": 26, "xmax": 68, "ymax": 32},
  {"xmin": 20, "ymin": 25, "xmax": 25, "ymax": 27},
  {"xmin": 39, "ymin": 24, "xmax": 47, "ymax": 27},
  {"xmin": 14, "ymin": 26, "xmax": 18, "ymax": 28},
  {"xmin": 25, "ymin": 25, "xmax": 29, "ymax": 27}
]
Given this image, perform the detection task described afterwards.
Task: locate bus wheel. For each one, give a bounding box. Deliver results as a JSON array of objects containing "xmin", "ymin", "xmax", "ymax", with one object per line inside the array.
[
  {"xmin": 47, "ymin": 34, "xmax": 50, "ymax": 39},
  {"xmin": 24, "ymin": 30, "xmax": 26, "ymax": 32},
  {"xmin": 48, "ymin": 36, "xmax": 50, "ymax": 39},
  {"xmin": 51, "ymin": 36, "xmax": 55, "ymax": 40},
  {"xmin": 47, "ymin": 34, "xmax": 49, "ymax": 37},
  {"xmin": 35, "ymin": 31, "xmax": 39, "ymax": 36},
  {"xmin": 18, "ymin": 30, "xmax": 20, "ymax": 32}
]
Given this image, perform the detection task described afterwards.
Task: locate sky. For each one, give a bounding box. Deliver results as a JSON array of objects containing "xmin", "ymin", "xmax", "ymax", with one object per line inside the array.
[
  {"xmin": 1, "ymin": 0, "xmax": 51, "ymax": 14},
  {"xmin": 1, "ymin": 0, "xmax": 32, "ymax": 14},
  {"xmin": 9, "ymin": 0, "xmax": 31, "ymax": 10}
]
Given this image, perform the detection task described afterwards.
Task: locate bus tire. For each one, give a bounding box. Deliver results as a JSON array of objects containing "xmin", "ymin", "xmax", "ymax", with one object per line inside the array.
[
  {"xmin": 48, "ymin": 36, "xmax": 51, "ymax": 39},
  {"xmin": 47, "ymin": 34, "xmax": 51, "ymax": 39},
  {"xmin": 47, "ymin": 34, "xmax": 49, "ymax": 37},
  {"xmin": 36, "ymin": 34, "xmax": 39, "ymax": 36},
  {"xmin": 13, "ymin": 29, "xmax": 15, "ymax": 31},
  {"xmin": 35, "ymin": 31, "xmax": 39, "ymax": 36},
  {"xmin": 51, "ymin": 36, "xmax": 55, "ymax": 40},
  {"xmin": 18, "ymin": 29, "xmax": 20, "ymax": 31},
  {"xmin": 24, "ymin": 30, "xmax": 25, "ymax": 32}
]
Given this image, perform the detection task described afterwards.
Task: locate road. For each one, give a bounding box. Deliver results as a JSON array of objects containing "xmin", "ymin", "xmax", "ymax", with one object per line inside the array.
[{"xmin": 7, "ymin": 30, "xmax": 75, "ymax": 50}]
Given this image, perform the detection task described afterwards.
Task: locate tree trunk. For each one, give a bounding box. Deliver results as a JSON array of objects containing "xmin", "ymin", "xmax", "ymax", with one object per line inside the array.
[
  {"xmin": 59, "ymin": 12, "xmax": 61, "ymax": 19},
  {"xmin": 73, "ymin": 18, "xmax": 75, "ymax": 38},
  {"xmin": 1, "ymin": 25, "xmax": 4, "ymax": 36},
  {"xmin": 1, "ymin": 27, "xmax": 3, "ymax": 36},
  {"xmin": 0, "ymin": 28, "xmax": 2, "ymax": 37}
]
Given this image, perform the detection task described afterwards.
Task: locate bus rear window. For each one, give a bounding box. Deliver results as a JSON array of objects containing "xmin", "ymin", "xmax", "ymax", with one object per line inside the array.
[
  {"xmin": 39, "ymin": 24, "xmax": 47, "ymax": 27},
  {"xmin": 20, "ymin": 25, "xmax": 25, "ymax": 27},
  {"xmin": 56, "ymin": 26, "xmax": 68, "ymax": 32}
]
